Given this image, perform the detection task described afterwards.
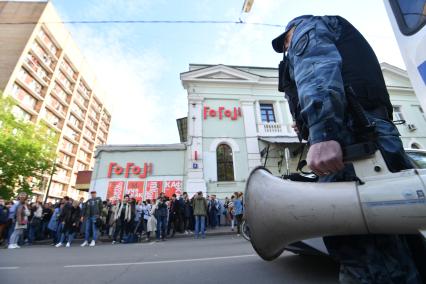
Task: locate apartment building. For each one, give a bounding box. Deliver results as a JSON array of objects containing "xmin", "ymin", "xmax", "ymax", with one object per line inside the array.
[{"xmin": 0, "ymin": 1, "xmax": 111, "ymax": 201}]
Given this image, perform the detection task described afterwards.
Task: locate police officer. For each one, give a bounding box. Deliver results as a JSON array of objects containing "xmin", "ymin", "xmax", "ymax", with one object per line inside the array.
[{"xmin": 272, "ymin": 15, "xmax": 424, "ymax": 283}]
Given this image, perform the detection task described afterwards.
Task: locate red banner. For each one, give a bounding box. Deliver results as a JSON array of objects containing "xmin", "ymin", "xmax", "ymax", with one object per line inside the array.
[
  {"xmin": 145, "ymin": 181, "xmax": 163, "ymax": 200},
  {"xmin": 107, "ymin": 181, "xmax": 125, "ymax": 201},
  {"xmin": 164, "ymin": 180, "xmax": 183, "ymax": 197},
  {"xmin": 126, "ymin": 181, "xmax": 145, "ymax": 202}
]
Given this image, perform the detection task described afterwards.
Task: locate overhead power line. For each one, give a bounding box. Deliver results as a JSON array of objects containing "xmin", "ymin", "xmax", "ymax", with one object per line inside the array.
[{"xmin": 0, "ymin": 19, "xmax": 283, "ymax": 28}]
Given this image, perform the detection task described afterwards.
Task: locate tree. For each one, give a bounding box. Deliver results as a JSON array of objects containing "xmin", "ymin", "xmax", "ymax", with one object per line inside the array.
[{"xmin": 0, "ymin": 94, "xmax": 58, "ymax": 200}]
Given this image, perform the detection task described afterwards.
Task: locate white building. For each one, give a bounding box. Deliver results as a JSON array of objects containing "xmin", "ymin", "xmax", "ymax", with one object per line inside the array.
[{"xmin": 89, "ymin": 63, "xmax": 426, "ymax": 201}]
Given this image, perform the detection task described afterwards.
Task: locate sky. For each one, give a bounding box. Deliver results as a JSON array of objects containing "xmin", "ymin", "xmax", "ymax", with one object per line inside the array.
[{"xmin": 49, "ymin": 0, "xmax": 405, "ymax": 145}]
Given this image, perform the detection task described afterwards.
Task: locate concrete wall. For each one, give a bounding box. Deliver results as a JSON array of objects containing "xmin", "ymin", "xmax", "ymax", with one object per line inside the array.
[{"xmin": 0, "ymin": 1, "xmax": 44, "ymax": 90}]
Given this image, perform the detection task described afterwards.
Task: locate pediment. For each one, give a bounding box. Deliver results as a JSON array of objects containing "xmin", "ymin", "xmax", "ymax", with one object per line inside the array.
[
  {"xmin": 180, "ymin": 64, "xmax": 260, "ymax": 83},
  {"xmin": 198, "ymin": 71, "xmax": 249, "ymax": 80},
  {"xmin": 381, "ymin": 62, "xmax": 412, "ymax": 88}
]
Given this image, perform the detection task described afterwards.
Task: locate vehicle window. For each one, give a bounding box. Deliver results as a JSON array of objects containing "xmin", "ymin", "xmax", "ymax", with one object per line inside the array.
[
  {"xmin": 390, "ymin": 0, "xmax": 426, "ymax": 35},
  {"xmin": 407, "ymin": 151, "xmax": 426, "ymax": 168}
]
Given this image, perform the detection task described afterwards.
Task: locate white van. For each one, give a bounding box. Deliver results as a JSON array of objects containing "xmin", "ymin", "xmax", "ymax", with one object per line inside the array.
[{"xmin": 384, "ymin": 0, "xmax": 426, "ymax": 110}]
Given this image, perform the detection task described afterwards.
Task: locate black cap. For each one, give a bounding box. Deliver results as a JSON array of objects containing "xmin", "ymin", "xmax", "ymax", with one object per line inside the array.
[{"xmin": 272, "ymin": 15, "xmax": 313, "ymax": 53}]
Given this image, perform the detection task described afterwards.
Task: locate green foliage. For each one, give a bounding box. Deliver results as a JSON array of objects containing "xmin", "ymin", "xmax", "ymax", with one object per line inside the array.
[{"xmin": 0, "ymin": 94, "xmax": 58, "ymax": 200}]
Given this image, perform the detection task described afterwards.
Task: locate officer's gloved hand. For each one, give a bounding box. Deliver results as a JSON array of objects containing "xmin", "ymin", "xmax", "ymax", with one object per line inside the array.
[{"xmin": 307, "ymin": 140, "xmax": 344, "ymax": 176}]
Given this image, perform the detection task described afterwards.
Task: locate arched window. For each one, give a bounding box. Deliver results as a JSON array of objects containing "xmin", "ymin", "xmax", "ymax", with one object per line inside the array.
[{"xmin": 217, "ymin": 144, "xmax": 234, "ymax": 181}]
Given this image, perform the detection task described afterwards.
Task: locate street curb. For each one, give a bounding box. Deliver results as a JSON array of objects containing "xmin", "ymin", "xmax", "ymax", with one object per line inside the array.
[{"xmin": 32, "ymin": 229, "xmax": 237, "ymax": 246}]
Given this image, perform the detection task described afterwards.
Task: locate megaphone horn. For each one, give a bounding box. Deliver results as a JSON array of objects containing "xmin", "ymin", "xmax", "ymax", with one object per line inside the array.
[{"xmin": 245, "ymin": 151, "xmax": 426, "ymax": 261}]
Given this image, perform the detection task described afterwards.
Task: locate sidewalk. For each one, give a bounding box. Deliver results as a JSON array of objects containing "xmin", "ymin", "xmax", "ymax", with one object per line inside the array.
[{"xmin": 32, "ymin": 225, "xmax": 237, "ymax": 246}]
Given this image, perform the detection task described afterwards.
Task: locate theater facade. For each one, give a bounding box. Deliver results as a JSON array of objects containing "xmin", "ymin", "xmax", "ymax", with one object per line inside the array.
[{"xmin": 89, "ymin": 63, "xmax": 426, "ymax": 201}]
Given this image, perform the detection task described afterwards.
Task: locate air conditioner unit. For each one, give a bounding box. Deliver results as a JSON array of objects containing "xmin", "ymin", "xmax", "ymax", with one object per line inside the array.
[{"xmin": 407, "ymin": 124, "xmax": 417, "ymax": 131}]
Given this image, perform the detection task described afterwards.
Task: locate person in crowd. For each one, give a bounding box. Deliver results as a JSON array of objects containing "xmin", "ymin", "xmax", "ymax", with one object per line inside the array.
[
  {"xmin": 155, "ymin": 196, "xmax": 168, "ymax": 242},
  {"xmin": 233, "ymin": 192, "xmax": 244, "ymax": 236},
  {"xmin": 208, "ymin": 195, "xmax": 218, "ymax": 229},
  {"xmin": 228, "ymin": 196, "xmax": 235, "ymax": 231},
  {"xmin": 56, "ymin": 200, "xmax": 81, "ymax": 247},
  {"xmin": 8, "ymin": 192, "xmax": 30, "ymax": 249},
  {"xmin": 7, "ymin": 197, "xmax": 19, "ymax": 245},
  {"xmin": 182, "ymin": 192, "xmax": 193, "ymax": 235},
  {"xmin": 106, "ymin": 200, "xmax": 114, "ymax": 238},
  {"xmin": 41, "ymin": 202, "xmax": 53, "ymax": 239},
  {"xmin": 215, "ymin": 196, "xmax": 222, "ymax": 227},
  {"xmin": 223, "ymin": 197, "xmax": 230, "ymax": 226},
  {"xmin": 0, "ymin": 197, "xmax": 9, "ymax": 246},
  {"xmin": 47, "ymin": 202, "xmax": 61, "ymax": 245},
  {"xmin": 112, "ymin": 195, "xmax": 135, "ymax": 244},
  {"xmin": 168, "ymin": 194, "xmax": 181, "ymax": 238},
  {"xmin": 78, "ymin": 197, "xmax": 86, "ymax": 238},
  {"xmin": 107, "ymin": 199, "xmax": 117, "ymax": 238},
  {"xmin": 134, "ymin": 200, "xmax": 144, "ymax": 241},
  {"xmin": 126, "ymin": 198, "xmax": 137, "ymax": 242},
  {"xmin": 177, "ymin": 194, "xmax": 185, "ymax": 233},
  {"xmin": 80, "ymin": 190, "xmax": 102, "ymax": 247},
  {"xmin": 28, "ymin": 201, "xmax": 43, "ymax": 245},
  {"xmin": 100, "ymin": 201, "xmax": 109, "ymax": 236},
  {"xmin": 145, "ymin": 199, "xmax": 156, "ymax": 242},
  {"xmin": 55, "ymin": 201, "xmax": 66, "ymax": 244},
  {"xmin": 192, "ymin": 191, "xmax": 208, "ymax": 239}
]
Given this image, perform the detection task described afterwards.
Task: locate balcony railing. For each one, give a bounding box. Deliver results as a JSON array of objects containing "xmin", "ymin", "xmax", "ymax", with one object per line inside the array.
[{"xmin": 258, "ymin": 122, "xmax": 295, "ymax": 136}]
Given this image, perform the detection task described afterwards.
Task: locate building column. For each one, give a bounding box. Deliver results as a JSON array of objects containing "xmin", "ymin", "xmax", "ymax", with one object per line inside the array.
[
  {"xmin": 186, "ymin": 96, "xmax": 207, "ymax": 196},
  {"xmin": 241, "ymin": 100, "xmax": 261, "ymax": 173}
]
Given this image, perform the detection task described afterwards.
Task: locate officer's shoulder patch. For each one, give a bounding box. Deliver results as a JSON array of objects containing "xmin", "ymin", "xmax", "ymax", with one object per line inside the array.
[{"xmin": 294, "ymin": 32, "xmax": 309, "ymax": 56}]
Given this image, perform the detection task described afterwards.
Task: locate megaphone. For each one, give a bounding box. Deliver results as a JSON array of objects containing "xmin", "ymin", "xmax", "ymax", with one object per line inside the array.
[{"xmin": 245, "ymin": 150, "xmax": 426, "ymax": 261}]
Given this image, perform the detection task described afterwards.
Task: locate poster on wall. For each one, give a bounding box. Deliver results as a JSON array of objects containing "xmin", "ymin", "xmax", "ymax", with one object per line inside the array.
[
  {"xmin": 145, "ymin": 181, "xmax": 163, "ymax": 200},
  {"xmin": 164, "ymin": 180, "xmax": 183, "ymax": 197},
  {"xmin": 107, "ymin": 181, "xmax": 125, "ymax": 201},
  {"xmin": 126, "ymin": 181, "xmax": 145, "ymax": 202}
]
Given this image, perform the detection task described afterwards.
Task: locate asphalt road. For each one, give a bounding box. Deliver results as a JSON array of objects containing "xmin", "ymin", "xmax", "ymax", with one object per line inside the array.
[{"xmin": 0, "ymin": 235, "xmax": 339, "ymax": 284}]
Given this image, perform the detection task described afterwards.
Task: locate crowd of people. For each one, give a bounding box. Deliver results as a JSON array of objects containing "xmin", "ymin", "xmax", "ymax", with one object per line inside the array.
[{"xmin": 0, "ymin": 190, "xmax": 244, "ymax": 249}]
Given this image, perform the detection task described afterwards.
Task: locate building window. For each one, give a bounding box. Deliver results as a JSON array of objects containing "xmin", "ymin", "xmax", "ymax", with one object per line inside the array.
[
  {"xmin": 260, "ymin": 103, "xmax": 276, "ymax": 123},
  {"xmin": 393, "ymin": 106, "xmax": 405, "ymax": 121},
  {"xmin": 216, "ymin": 144, "xmax": 234, "ymax": 182},
  {"xmin": 11, "ymin": 106, "xmax": 31, "ymax": 122},
  {"xmin": 389, "ymin": 0, "xmax": 426, "ymax": 36}
]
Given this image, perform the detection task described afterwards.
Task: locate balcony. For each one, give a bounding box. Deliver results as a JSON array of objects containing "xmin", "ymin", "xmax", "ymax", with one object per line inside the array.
[
  {"xmin": 59, "ymin": 147, "xmax": 76, "ymax": 158},
  {"xmin": 80, "ymin": 142, "xmax": 93, "ymax": 152},
  {"xmin": 77, "ymin": 82, "xmax": 91, "ymax": 99},
  {"xmin": 100, "ymin": 122, "xmax": 109, "ymax": 132},
  {"xmin": 60, "ymin": 61, "xmax": 78, "ymax": 83},
  {"xmin": 56, "ymin": 75, "xmax": 74, "ymax": 95},
  {"xmin": 11, "ymin": 84, "xmax": 39, "ymax": 113},
  {"xmin": 63, "ymin": 126, "xmax": 80, "ymax": 143},
  {"xmin": 258, "ymin": 122, "xmax": 295, "ymax": 137},
  {"xmin": 16, "ymin": 70, "xmax": 44, "ymax": 100},
  {"xmin": 67, "ymin": 121, "xmax": 82, "ymax": 133},
  {"xmin": 23, "ymin": 54, "xmax": 51, "ymax": 85},
  {"xmin": 45, "ymin": 97, "xmax": 67, "ymax": 119},
  {"xmin": 36, "ymin": 30, "xmax": 59, "ymax": 60},
  {"xmin": 74, "ymin": 95, "xmax": 88, "ymax": 110},
  {"xmin": 52, "ymin": 174, "xmax": 70, "ymax": 184},
  {"xmin": 30, "ymin": 43, "xmax": 55, "ymax": 71}
]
